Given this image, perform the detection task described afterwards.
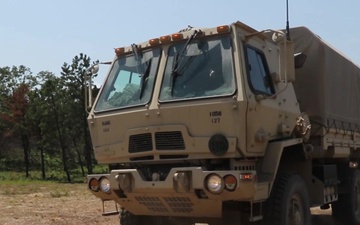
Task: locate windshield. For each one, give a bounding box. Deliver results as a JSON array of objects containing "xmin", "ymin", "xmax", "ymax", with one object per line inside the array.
[
  {"xmin": 159, "ymin": 36, "xmax": 235, "ymax": 101},
  {"xmin": 95, "ymin": 48, "xmax": 161, "ymax": 111}
]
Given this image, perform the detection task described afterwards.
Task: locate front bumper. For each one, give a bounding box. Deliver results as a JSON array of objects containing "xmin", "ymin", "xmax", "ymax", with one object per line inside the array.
[{"xmin": 87, "ymin": 167, "xmax": 269, "ymax": 218}]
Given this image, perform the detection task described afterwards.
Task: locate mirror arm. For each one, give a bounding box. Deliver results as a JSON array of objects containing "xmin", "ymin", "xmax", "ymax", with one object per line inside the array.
[
  {"xmin": 84, "ymin": 63, "xmax": 99, "ymax": 114},
  {"xmin": 84, "ymin": 73, "xmax": 92, "ymax": 114},
  {"xmin": 87, "ymin": 75, "xmax": 93, "ymax": 112}
]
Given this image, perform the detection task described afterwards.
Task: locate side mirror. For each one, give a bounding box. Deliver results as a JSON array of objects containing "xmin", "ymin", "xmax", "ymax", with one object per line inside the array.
[
  {"xmin": 85, "ymin": 64, "xmax": 99, "ymax": 113},
  {"xmin": 294, "ymin": 53, "xmax": 307, "ymax": 69},
  {"xmin": 91, "ymin": 64, "xmax": 99, "ymax": 74},
  {"xmin": 279, "ymin": 40, "xmax": 295, "ymax": 82},
  {"xmin": 271, "ymin": 31, "xmax": 295, "ymax": 83}
]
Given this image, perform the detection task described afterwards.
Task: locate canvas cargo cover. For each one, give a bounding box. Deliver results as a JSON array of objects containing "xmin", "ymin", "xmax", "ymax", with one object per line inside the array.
[{"xmin": 289, "ymin": 27, "xmax": 360, "ymax": 129}]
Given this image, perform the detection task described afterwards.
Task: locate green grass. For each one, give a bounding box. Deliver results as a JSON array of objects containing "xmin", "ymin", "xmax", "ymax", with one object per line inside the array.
[
  {"xmin": 0, "ymin": 166, "xmax": 108, "ymax": 196},
  {"xmin": 0, "ymin": 171, "xmax": 42, "ymax": 181},
  {"xmin": 49, "ymin": 189, "xmax": 70, "ymax": 198},
  {"xmin": 1, "ymin": 180, "xmax": 57, "ymax": 195},
  {"xmin": 0, "ymin": 171, "xmax": 88, "ymax": 196},
  {"xmin": 2, "ymin": 184, "xmax": 41, "ymax": 195},
  {"xmin": 0, "ymin": 164, "xmax": 108, "ymax": 183},
  {"xmin": 0, "ymin": 179, "xmax": 89, "ymax": 198}
]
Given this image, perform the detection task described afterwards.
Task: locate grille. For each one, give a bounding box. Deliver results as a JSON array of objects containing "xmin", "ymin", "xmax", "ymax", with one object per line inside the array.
[
  {"xmin": 129, "ymin": 133, "xmax": 153, "ymax": 153},
  {"xmin": 135, "ymin": 196, "xmax": 193, "ymax": 214},
  {"xmin": 234, "ymin": 164, "xmax": 256, "ymax": 171},
  {"xmin": 164, "ymin": 197, "xmax": 193, "ymax": 213},
  {"xmin": 135, "ymin": 196, "xmax": 169, "ymax": 213},
  {"xmin": 155, "ymin": 131, "xmax": 185, "ymax": 150}
]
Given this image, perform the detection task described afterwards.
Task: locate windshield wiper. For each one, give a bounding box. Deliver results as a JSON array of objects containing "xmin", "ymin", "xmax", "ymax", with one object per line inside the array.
[
  {"xmin": 131, "ymin": 43, "xmax": 151, "ymax": 99},
  {"xmin": 139, "ymin": 59, "xmax": 152, "ymax": 99},
  {"xmin": 131, "ymin": 44, "xmax": 143, "ymax": 74},
  {"xmin": 170, "ymin": 29, "xmax": 202, "ymax": 95}
]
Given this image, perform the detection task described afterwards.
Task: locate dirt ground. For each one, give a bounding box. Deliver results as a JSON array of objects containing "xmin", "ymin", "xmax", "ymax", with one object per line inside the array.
[
  {"xmin": 0, "ymin": 182, "xmax": 342, "ymax": 225},
  {"xmin": 0, "ymin": 183, "xmax": 119, "ymax": 225}
]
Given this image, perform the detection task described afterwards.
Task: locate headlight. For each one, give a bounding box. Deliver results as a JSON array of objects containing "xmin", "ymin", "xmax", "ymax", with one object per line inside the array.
[
  {"xmin": 99, "ymin": 177, "xmax": 111, "ymax": 193},
  {"xmin": 205, "ymin": 174, "xmax": 224, "ymax": 194},
  {"xmin": 115, "ymin": 173, "xmax": 132, "ymax": 192},
  {"xmin": 173, "ymin": 172, "xmax": 191, "ymax": 192}
]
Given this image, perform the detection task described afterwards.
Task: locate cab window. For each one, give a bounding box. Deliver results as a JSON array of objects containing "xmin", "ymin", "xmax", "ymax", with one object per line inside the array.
[{"xmin": 244, "ymin": 45, "xmax": 274, "ymax": 95}]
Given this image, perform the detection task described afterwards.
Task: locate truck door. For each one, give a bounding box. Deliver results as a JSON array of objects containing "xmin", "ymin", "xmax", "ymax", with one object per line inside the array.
[{"xmin": 242, "ymin": 41, "xmax": 281, "ymax": 154}]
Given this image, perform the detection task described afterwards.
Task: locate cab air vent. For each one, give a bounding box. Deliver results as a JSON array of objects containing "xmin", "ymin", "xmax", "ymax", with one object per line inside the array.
[
  {"xmin": 155, "ymin": 131, "xmax": 185, "ymax": 150},
  {"xmin": 129, "ymin": 133, "xmax": 153, "ymax": 153}
]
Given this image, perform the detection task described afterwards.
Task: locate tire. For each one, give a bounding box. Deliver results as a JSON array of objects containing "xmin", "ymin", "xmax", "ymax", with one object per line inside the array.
[
  {"xmin": 119, "ymin": 210, "xmax": 167, "ymax": 225},
  {"xmin": 332, "ymin": 169, "xmax": 360, "ymax": 225},
  {"xmin": 264, "ymin": 173, "xmax": 311, "ymax": 225},
  {"xmin": 119, "ymin": 210, "xmax": 135, "ymax": 225},
  {"xmin": 119, "ymin": 210, "xmax": 147, "ymax": 225}
]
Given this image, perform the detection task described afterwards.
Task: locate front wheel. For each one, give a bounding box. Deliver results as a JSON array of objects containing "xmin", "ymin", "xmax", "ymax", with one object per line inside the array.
[
  {"xmin": 120, "ymin": 210, "xmax": 168, "ymax": 225},
  {"xmin": 332, "ymin": 169, "xmax": 360, "ymax": 225},
  {"xmin": 264, "ymin": 173, "xmax": 311, "ymax": 225},
  {"xmin": 120, "ymin": 210, "xmax": 152, "ymax": 225}
]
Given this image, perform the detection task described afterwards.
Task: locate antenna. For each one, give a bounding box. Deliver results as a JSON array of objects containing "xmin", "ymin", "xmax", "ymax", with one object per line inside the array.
[{"xmin": 286, "ymin": 0, "xmax": 291, "ymax": 40}]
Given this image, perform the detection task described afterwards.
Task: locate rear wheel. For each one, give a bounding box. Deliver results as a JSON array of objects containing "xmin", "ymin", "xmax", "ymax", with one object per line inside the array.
[
  {"xmin": 264, "ymin": 173, "xmax": 311, "ymax": 225},
  {"xmin": 332, "ymin": 169, "xmax": 360, "ymax": 225}
]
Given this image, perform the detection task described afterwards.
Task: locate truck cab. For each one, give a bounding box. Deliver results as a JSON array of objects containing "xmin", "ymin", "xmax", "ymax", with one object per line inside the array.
[{"xmin": 86, "ymin": 21, "xmax": 360, "ymax": 225}]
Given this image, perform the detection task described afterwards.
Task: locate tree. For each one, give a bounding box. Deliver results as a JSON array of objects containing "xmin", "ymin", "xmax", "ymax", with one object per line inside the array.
[
  {"xmin": 0, "ymin": 54, "xmax": 98, "ymax": 181},
  {"xmin": 27, "ymin": 71, "xmax": 62, "ymax": 180},
  {"xmin": 0, "ymin": 66, "xmax": 38, "ymax": 177},
  {"xmin": 61, "ymin": 53, "xmax": 98, "ymax": 175}
]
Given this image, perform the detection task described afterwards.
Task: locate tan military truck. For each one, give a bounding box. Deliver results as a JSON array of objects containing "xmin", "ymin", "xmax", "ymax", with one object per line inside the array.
[{"xmin": 85, "ymin": 21, "xmax": 360, "ymax": 225}]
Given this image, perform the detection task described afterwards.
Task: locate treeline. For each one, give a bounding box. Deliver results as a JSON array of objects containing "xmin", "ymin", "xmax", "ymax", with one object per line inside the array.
[{"xmin": 0, "ymin": 53, "xmax": 100, "ymax": 182}]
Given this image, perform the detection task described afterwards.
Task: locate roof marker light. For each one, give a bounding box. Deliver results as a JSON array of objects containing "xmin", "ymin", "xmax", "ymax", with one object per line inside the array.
[
  {"xmin": 160, "ymin": 35, "xmax": 171, "ymax": 44},
  {"xmin": 115, "ymin": 47, "xmax": 125, "ymax": 56},
  {"xmin": 149, "ymin": 38, "xmax": 160, "ymax": 46},
  {"xmin": 217, "ymin": 25, "xmax": 230, "ymax": 33},
  {"xmin": 172, "ymin": 33, "xmax": 183, "ymax": 41}
]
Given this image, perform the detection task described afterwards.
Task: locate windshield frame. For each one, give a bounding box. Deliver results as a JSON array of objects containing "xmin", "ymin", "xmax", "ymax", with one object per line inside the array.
[
  {"xmin": 158, "ymin": 35, "xmax": 236, "ymax": 103},
  {"xmin": 93, "ymin": 47, "xmax": 161, "ymax": 113}
]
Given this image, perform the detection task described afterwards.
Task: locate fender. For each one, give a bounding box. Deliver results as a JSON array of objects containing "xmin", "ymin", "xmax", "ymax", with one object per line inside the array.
[{"xmin": 259, "ymin": 138, "xmax": 305, "ymax": 192}]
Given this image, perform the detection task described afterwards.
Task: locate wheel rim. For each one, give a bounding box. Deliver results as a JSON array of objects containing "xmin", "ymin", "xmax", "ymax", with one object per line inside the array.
[{"xmin": 288, "ymin": 193, "xmax": 304, "ymax": 225}]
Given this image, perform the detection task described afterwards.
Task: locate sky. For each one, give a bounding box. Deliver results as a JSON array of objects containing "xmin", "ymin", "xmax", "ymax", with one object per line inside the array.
[{"xmin": 1, "ymin": 0, "xmax": 360, "ymax": 85}]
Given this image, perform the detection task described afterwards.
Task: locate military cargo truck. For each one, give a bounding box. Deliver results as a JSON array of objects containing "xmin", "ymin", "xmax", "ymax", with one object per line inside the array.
[{"xmin": 85, "ymin": 21, "xmax": 360, "ymax": 225}]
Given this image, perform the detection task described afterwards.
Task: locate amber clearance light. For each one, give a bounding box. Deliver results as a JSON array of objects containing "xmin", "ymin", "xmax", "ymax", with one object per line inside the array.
[
  {"xmin": 171, "ymin": 33, "xmax": 183, "ymax": 41},
  {"xmin": 217, "ymin": 25, "xmax": 230, "ymax": 33},
  {"xmin": 160, "ymin": 35, "xmax": 171, "ymax": 44},
  {"xmin": 115, "ymin": 47, "xmax": 125, "ymax": 56},
  {"xmin": 149, "ymin": 38, "xmax": 160, "ymax": 46}
]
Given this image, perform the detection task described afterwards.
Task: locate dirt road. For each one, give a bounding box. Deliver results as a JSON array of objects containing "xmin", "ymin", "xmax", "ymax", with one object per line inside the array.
[{"xmin": 0, "ymin": 182, "xmax": 344, "ymax": 225}]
